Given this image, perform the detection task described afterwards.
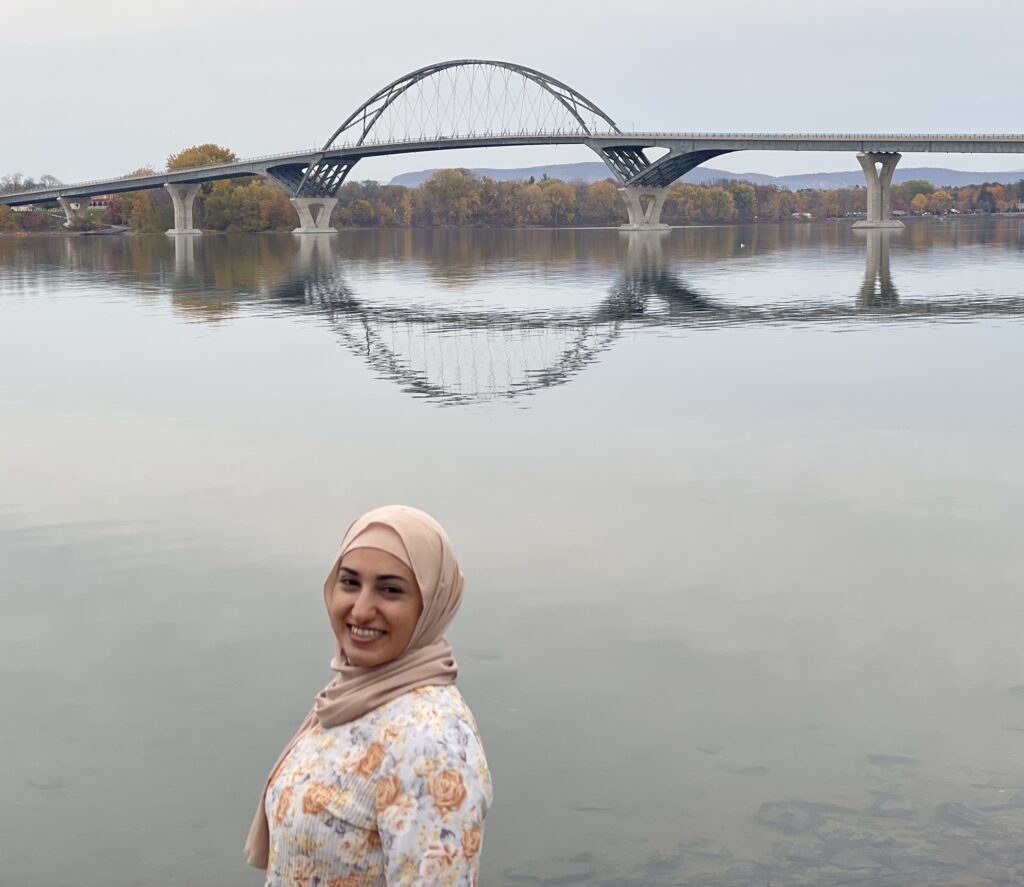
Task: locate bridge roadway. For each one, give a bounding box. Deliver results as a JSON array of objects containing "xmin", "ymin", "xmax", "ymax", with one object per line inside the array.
[{"xmin": 5, "ymin": 131, "xmax": 1024, "ymax": 231}]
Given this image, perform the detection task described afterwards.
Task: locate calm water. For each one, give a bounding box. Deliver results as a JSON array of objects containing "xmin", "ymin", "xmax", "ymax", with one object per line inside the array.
[{"xmin": 2, "ymin": 221, "xmax": 1024, "ymax": 887}]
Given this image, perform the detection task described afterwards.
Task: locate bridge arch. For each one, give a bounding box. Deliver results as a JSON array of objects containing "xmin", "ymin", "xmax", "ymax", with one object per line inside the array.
[{"xmin": 322, "ymin": 59, "xmax": 620, "ymax": 150}]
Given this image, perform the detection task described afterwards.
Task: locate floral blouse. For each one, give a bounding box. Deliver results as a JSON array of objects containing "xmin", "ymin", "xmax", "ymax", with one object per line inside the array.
[{"xmin": 265, "ymin": 685, "xmax": 492, "ymax": 887}]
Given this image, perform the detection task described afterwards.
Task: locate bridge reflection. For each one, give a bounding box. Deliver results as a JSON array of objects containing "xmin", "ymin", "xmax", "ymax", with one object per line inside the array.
[
  {"xmin": 2, "ymin": 226, "xmax": 1020, "ymax": 407},
  {"xmin": 857, "ymin": 229, "xmax": 898, "ymax": 308},
  {"xmin": 229, "ymin": 227, "xmax": 1016, "ymax": 405}
]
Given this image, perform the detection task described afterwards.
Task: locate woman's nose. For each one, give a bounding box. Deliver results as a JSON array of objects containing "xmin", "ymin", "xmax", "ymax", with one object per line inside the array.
[{"xmin": 350, "ymin": 587, "xmax": 376, "ymax": 622}]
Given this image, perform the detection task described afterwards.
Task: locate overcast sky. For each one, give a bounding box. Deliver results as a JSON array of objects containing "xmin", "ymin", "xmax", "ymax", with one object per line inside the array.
[{"xmin": 5, "ymin": 0, "xmax": 1024, "ymax": 185}]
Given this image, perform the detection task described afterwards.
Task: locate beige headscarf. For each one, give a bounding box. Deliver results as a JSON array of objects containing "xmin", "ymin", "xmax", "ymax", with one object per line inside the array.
[{"xmin": 244, "ymin": 505, "xmax": 464, "ymax": 868}]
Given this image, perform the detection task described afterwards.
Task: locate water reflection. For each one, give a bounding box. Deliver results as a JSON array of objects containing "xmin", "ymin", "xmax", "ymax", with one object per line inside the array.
[
  {"xmin": 857, "ymin": 229, "xmax": 898, "ymax": 308},
  {"xmin": 238, "ymin": 228, "xmax": 1022, "ymax": 405},
  {"xmin": 2, "ymin": 225, "xmax": 1023, "ymax": 405},
  {"xmin": 268, "ymin": 234, "xmax": 719, "ymax": 405},
  {"xmin": 3, "ymin": 224, "xmax": 1024, "ymax": 886}
]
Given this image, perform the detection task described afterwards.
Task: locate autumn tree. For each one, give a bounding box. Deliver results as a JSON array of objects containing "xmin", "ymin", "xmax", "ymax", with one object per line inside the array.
[
  {"xmin": 420, "ymin": 170, "xmax": 481, "ymax": 225},
  {"xmin": 730, "ymin": 182, "xmax": 757, "ymax": 220},
  {"xmin": 540, "ymin": 179, "xmax": 575, "ymax": 225},
  {"xmin": 578, "ymin": 180, "xmax": 623, "ymax": 225},
  {"xmin": 116, "ymin": 167, "xmax": 170, "ymax": 232},
  {"xmin": 166, "ymin": 144, "xmax": 238, "ymax": 171},
  {"xmin": 346, "ymin": 199, "xmax": 375, "ymax": 226},
  {"xmin": 930, "ymin": 190, "xmax": 953, "ymax": 214}
]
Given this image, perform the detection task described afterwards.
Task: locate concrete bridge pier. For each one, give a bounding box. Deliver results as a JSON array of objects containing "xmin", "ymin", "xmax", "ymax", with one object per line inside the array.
[
  {"xmin": 619, "ymin": 186, "xmax": 670, "ymax": 230},
  {"xmin": 852, "ymin": 152, "xmax": 905, "ymax": 229},
  {"xmin": 164, "ymin": 183, "xmax": 202, "ymax": 235},
  {"xmin": 57, "ymin": 196, "xmax": 91, "ymax": 227},
  {"xmin": 291, "ymin": 197, "xmax": 339, "ymax": 234}
]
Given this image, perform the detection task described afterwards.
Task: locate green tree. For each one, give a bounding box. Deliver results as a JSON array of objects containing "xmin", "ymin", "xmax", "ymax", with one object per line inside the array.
[{"xmin": 348, "ymin": 199, "xmax": 375, "ymax": 226}]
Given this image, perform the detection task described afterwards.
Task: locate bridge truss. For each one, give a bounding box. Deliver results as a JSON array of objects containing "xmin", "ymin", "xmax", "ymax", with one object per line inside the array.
[{"xmin": 274, "ymin": 59, "xmax": 620, "ymax": 200}]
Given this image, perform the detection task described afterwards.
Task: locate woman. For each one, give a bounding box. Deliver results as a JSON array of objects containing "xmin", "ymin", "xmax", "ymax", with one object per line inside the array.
[{"xmin": 245, "ymin": 505, "xmax": 492, "ymax": 886}]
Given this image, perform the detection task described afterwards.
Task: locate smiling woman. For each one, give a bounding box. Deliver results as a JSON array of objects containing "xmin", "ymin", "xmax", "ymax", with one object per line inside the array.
[{"xmin": 245, "ymin": 506, "xmax": 492, "ymax": 886}]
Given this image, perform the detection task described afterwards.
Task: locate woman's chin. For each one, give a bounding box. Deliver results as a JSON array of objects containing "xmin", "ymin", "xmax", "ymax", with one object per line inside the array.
[{"xmin": 343, "ymin": 645, "xmax": 391, "ymax": 668}]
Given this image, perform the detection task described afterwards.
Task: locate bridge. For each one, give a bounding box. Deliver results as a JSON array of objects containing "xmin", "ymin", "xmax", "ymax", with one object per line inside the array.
[{"xmin": 4, "ymin": 59, "xmax": 1024, "ymax": 232}]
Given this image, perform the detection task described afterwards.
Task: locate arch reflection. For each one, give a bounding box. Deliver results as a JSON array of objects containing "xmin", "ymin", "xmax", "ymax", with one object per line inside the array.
[
  {"xmin": 268, "ymin": 242, "xmax": 715, "ymax": 405},
  {"xmin": 235, "ymin": 228, "xmax": 1024, "ymax": 406}
]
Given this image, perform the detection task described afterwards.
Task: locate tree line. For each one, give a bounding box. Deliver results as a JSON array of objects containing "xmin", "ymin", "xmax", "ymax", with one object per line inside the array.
[{"xmin": 3, "ymin": 143, "xmax": 1023, "ymax": 233}]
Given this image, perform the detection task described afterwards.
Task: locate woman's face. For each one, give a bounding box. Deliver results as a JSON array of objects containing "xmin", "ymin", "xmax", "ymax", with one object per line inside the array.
[{"xmin": 329, "ymin": 547, "xmax": 424, "ymax": 667}]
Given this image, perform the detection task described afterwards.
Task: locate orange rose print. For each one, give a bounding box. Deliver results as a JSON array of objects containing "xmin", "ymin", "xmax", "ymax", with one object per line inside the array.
[
  {"xmin": 325, "ymin": 878, "xmax": 364, "ymax": 887},
  {"xmin": 428, "ymin": 769, "xmax": 467, "ymax": 817},
  {"xmin": 355, "ymin": 742, "xmax": 386, "ymax": 777},
  {"xmin": 302, "ymin": 782, "xmax": 334, "ymax": 815},
  {"xmin": 273, "ymin": 786, "xmax": 294, "ymax": 825},
  {"xmin": 290, "ymin": 856, "xmax": 316, "ymax": 887},
  {"xmin": 462, "ymin": 825, "xmax": 482, "ymax": 859},
  {"xmin": 420, "ymin": 841, "xmax": 460, "ymax": 878},
  {"xmin": 375, "ymin": 774, "xmax": 402, "ymax": 811}
]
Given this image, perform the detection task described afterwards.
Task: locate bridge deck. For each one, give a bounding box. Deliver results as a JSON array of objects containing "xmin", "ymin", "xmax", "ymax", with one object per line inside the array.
[{"xmin": 4, "ymin": 132, "xmax": 1024, "ymax": 206}]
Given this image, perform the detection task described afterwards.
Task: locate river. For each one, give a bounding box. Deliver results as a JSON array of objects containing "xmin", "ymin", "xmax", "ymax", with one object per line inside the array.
[{"xmin": 2, "ymin": 220, "xmax": 1024, "ymax": 886}]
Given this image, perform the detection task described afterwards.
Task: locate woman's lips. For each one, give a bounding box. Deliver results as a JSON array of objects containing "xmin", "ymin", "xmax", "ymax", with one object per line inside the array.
[{"xmin": 347, "ymin": 624, "xmax": 387, "ymax": 644}]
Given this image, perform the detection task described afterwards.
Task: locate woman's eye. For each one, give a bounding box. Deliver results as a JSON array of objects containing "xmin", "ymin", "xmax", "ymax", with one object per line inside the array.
[
  {"xmin": 339, "ymin": 577, "xmax": 359, "ymax": 589},
  {"xmin": 382, "ymin": 587, "xmax": 403, "ymax": 596}
]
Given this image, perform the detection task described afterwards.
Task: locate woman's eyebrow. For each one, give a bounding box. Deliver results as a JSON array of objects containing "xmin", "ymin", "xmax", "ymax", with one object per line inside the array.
[
  {"xmin": 339, "ymin": 566, "xmax": 360, "ymax": 576},
  {"xmin": 377, "ymin": 574, "xmax": 408, "ymax": 583}
]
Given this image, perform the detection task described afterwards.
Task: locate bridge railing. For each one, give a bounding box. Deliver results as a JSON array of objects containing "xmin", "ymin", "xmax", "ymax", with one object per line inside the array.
[
  {"xmin": 7, "ymin": 131, "xmax": 1024, "ymax": 199},
  {"xmin": 2, "ymin": 147, "xmax": 324, "ymax": 197},
  {"xmin": 2, "ymin": 132, "xmax": 608, "ymax": 197},
  {"xmin": 621, "ymin": 132, "xmax": 1024, "ymax": 140}
]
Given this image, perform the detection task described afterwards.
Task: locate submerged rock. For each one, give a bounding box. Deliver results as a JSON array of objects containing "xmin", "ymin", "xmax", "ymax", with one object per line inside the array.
[
  {"xmin": 756, "ymin": 801, "xmax": 822, "ymax": 834},
  {"xmin": 867, "ymin": 798, "xmax": 918, "ymax": 818},
  {"xmin": 679, "ymin": 835, "xmax": 732, "ymax": 861},
  {"xmin": 934, "ymin": 801, "xmax": 990, "ymax": 830},
  {"xmin": 866, "ymin": 754, "xmax": 922, "ymax": 768},
  {"xmin": 506, "ymin": 858, "xmax": 593, "ymax": 884}
]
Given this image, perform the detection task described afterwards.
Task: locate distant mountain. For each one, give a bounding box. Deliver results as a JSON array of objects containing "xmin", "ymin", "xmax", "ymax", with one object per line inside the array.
[{"xmin": 390, "ymin": 162, "xmax": 1024, "ymax": 190}]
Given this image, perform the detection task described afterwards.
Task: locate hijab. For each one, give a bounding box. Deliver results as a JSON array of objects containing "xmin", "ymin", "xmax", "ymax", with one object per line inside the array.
[{"xmin": 244, "ymin": 505, "xmax": 464, "ymax": 868}]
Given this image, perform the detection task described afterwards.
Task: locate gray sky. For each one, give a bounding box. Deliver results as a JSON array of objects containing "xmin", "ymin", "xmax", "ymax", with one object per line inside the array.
[{"xmin": 5, "ymin": 0, "xmax": 1024, "ymax": 185}]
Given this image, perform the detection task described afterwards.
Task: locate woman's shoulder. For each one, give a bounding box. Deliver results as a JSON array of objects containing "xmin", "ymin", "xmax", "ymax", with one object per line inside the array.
[
  {"xmin": 374, "ymin": 685, "xmax": 479, "ymax": 735},
  {"xmin": 368, "ymin": 685, "xmax": 487, "ymax": 764}
]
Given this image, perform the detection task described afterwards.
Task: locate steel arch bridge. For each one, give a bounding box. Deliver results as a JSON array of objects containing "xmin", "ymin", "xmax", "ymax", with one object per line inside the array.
[
  {"xmin": 4, "ymin": 58, "xmax": 1024, "ymax": 231},
  {"xmin": 269, "ymin": 59, "xmax": 621, "ymax": 200}
]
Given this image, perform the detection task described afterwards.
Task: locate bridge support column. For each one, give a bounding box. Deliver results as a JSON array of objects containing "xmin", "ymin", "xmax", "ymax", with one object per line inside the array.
[
  {"xmin": 57, "ymin": 196, "xmax": 92, "ymax": 227},
  {"xmin": 164, "ymin": 183, "xmax": 202, "ymax": 235},
  {"xmin": 291, "ymin": 197, "xmax": 339, "ymax": 234},
  {"xmin": 852, "ymin": 152, "xmax": 904, "ymax": 229},
  {"xmin": 618, "ymin": 186, "xmax": 670, "ymax": 231}
]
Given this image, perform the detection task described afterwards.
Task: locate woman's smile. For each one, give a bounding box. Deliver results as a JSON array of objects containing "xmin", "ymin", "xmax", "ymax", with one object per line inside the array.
[{"xmin": 347, "ymin": 624, "xmax": 387, "ymax": 643}]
